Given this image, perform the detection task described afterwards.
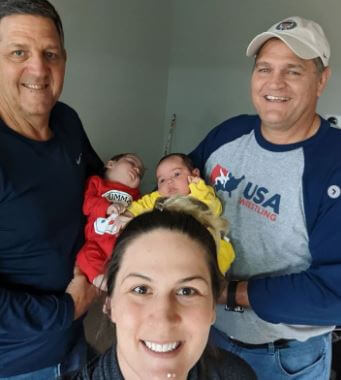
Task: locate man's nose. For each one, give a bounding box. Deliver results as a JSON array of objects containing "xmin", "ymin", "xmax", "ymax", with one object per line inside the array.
[
  {"xmin": 267, "ymin": 70, "xmax": 286, "ymax": 88},
  {"xmin": 27, "ymin": 53, "xmax": 49, "ymax": 75}
]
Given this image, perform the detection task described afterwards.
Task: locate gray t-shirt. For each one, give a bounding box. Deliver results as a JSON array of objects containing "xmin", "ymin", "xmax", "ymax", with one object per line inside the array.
[{"xmin": 190, "ymin": 114, "xmax": 339, "ymax": 344}]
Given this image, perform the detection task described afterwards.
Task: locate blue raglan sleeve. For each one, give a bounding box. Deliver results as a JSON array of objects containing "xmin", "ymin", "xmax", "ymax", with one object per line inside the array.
[
  {"xmin": 189, "ymin": 115, "xmax": 258, "ymax": 172},
  {"xmin": 249, "ymin": 153, "xmax": 341, "ymax": 325}
]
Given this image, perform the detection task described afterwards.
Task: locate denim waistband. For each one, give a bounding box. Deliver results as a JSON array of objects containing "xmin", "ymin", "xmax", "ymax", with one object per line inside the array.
[{"xmin": 228, "ymin": 337, "xmax": 293, "ymax": 350}]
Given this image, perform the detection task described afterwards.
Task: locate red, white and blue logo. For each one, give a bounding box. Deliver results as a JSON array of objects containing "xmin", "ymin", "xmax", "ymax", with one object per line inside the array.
[
  {"xmin": 210, "ymin": 164, "xmax": 245, "ymax": 197},
  {"xmin": 211, "ymin": 164, "xmax": 281, "ymax": 222}
]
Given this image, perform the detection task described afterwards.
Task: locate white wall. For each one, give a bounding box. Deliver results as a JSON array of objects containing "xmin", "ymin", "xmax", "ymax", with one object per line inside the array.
[
  {"xmin": 165, "ymin": 0, "xmax": 341, "ymax": 153},
  {"xmin": 51, "ymin": 0, "xmax": 173, "ymax": 191}
]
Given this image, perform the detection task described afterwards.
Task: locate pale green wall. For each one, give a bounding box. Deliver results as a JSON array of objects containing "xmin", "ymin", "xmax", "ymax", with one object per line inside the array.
[
  {"xmin": 50, "ymin": 1, "xmax": 341, "ymax": 191},
  {"xmin": 165, "ymin": 0, "xmax": 341, "ymax": 154},
  {"xmin": 51, "ymin": 0, "xmax": 173, "ymax": 191}
]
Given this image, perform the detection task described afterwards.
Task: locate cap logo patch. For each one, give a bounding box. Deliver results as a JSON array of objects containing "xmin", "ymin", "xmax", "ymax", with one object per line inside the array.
[{"xmin": 276, "ymin": 20, "xmax": 297, "ymax": 31}]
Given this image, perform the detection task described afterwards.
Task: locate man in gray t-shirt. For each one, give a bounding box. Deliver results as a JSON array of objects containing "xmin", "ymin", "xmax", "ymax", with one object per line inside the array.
[{"xmin": 190, "ymin": 16, "xmax": 340, "ymax": 380}]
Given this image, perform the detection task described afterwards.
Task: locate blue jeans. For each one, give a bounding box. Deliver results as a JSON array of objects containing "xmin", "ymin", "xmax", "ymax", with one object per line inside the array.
[
  {"xmin": 0, "ymin": 333, "xmax": 88, "ymax": 379},
  {"xmin": 0, "ymin": 365, "xmax": 61, "ymax": 380},
  {"xmin": 210, "ymin": 326, "xmax": 332, "ymax": 380}
]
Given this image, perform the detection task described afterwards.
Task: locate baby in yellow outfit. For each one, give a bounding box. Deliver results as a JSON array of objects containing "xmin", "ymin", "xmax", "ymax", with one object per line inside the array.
[{"xmin": 125, "ymin": 153, "xmax": 235, "ymax": 275}]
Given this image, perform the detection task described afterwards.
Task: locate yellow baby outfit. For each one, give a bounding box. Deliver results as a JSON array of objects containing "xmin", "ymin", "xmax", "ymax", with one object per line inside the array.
[{"xmin": 128, "ymin": 179, "xmax": 235, "ymax": 274}]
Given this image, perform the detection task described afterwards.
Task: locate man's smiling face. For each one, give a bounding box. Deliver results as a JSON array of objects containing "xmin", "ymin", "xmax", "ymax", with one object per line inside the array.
[
  {"xmin": 0, "ymin": 14, "xmax": 66, "ymax": 124},
  {"xmin": 251, "ymin": 38, "xmax": 329, "ymax": 140}
]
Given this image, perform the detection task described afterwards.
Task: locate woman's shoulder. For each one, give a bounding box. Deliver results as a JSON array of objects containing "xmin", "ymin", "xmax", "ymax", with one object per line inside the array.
[
  {"xmin": 69, "ymin": 345, "xmax": 256, "ymax": 380},
  {"xmin": 190, "ymin": 346, "xmax": 257, "ymax": 380},
  {"xmin": 69, "ymin": 346, "xmax": 123, "ymax": 380}
]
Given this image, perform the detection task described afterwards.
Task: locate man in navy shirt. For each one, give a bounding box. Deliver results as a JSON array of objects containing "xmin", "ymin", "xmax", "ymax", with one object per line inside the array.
[{"xmin": 0, "ymin": 0, "xmax": 102, "ymax": 378}]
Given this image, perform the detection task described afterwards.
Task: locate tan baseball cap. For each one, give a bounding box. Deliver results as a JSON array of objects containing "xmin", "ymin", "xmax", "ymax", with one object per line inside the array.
[{"xmin": 246, "ymin": 16, "xmax": 330, "ymax": 66}]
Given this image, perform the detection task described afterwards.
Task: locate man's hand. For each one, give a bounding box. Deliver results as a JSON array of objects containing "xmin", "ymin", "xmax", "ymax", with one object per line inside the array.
[
  {"xmin": 235, "ymin": 281, "xmax": 250, "ymax": 307},
  {"xmin": 218, "ymin": 284, "xmax": 228, "ymax": 305},
  {"xmin": 66, "ymin": 270, "xmax": 99, "ymax": 320}
]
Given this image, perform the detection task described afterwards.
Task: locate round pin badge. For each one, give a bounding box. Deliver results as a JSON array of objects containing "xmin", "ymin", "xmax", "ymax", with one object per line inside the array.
[{"xmin": 327, "ymin": 185, "xmax": 341, "ymax": 199}]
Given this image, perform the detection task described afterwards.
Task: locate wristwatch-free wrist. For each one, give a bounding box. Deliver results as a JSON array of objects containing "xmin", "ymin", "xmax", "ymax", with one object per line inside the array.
[{"xmin": 225, "ymin": 280, "xmax": 244, "ymax": 313}]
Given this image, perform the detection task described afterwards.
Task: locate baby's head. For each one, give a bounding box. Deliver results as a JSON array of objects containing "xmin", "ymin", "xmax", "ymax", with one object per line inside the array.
[
  {"xmin": 104, "ymin": 153, "xmax": 144, "ymax": 189},
  {"xmin": 156, "ymin": 153, "xmax": 200, "ymax": 197}
]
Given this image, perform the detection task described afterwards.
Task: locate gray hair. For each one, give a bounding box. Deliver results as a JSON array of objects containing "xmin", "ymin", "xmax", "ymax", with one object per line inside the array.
[
  {"xmin": 0, "ymin": 0, "xmax": 64, "ymax": 48},
  {"xmin": 313, "ymin": 57, "xmax": 325, "ymax": 74}
]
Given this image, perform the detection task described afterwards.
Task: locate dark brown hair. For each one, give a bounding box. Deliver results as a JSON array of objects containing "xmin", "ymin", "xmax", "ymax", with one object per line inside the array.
[
  {"xmin": 102, "ymin": 153, "xmax": 145, "ymax": 179},
  {"xmin": 157, "ymin": 153, "xmax": 196, "ymax": 172},
  {"xmin": 106, "ymin": 198, "xmax": 225, "ymax": 302}
]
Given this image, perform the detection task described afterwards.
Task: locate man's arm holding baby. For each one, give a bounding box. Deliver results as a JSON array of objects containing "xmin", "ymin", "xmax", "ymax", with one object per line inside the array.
[{"xmin": 66, "ymin": 267, "xmax": 99, "ymax": 320}]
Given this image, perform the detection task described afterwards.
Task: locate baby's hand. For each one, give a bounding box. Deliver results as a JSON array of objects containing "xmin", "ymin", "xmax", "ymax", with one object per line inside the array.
[
  {"xmin": 107, "ymin": 202, "xmax": 126, "ymax": 216},
  {"xmin": 188, "ymin": 176, "xmax": 201, "ymax": 184}
]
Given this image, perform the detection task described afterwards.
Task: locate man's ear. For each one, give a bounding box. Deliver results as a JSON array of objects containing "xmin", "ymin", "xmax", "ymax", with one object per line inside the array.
[
  {"xmin": 192, "ymin": 168, "xmax": 200, "ymax": 177},
  {"xmin": 317, "ymin": 67, "xmax": 331, "ymax": 97},
  {"xmin": 105, "ymin": 160, "xmax": 114, "ymax": 169}
]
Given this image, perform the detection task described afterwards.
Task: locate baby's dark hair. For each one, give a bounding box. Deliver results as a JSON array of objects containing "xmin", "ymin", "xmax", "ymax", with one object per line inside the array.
[
  {"xmin": 101, "ymin": 153, "xmax": 145, "ymax": 178},
  {"xmin": 109, "ymin": 153, "xmax": 131, "ymax": 162},
  {"xmin": 106, "ymin": 196, "xmax": 226, "ymax": 302},
  {"xmin": 157, "ymin": 153, "xmax": 196, "ymax": 172}
]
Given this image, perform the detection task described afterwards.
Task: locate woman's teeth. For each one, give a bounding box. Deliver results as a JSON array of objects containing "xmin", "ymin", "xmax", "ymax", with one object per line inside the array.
[{"xmin": 144, "ymin": 341, "xmax": 179, "ymax": 353}]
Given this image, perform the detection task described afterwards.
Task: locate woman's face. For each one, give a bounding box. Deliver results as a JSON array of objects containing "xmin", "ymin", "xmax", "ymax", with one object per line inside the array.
[{"xmin": 109, "ymin": 228, "xmax": 216, "ymax": 380}]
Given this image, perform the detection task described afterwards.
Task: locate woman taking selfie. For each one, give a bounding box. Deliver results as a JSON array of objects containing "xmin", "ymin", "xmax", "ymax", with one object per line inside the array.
[{"xmin": 73, "ymin": 197, "xmax": 255, "ymax": 379}]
